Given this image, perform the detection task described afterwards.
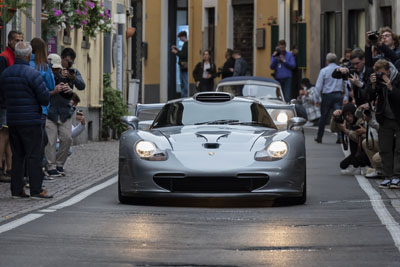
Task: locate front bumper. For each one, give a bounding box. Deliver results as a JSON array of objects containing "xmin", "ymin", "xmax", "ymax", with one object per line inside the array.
[{"xmin": 119, "ymin": 154, "xmax": 306, "ymax": 199}]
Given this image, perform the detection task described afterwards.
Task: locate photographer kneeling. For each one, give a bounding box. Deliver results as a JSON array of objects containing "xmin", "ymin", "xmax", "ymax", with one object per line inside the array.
[
  {"xmin": 367, "ymin": 59, "xmax": 400, "ymax": 189},
  {"xmin": 330, "ymin": 103, "xmax": 370, "ymax": 175}
]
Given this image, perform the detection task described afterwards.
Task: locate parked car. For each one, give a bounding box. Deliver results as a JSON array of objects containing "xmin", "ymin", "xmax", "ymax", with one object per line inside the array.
[
  {"xmin": 118, "ymin": 92, "xmax": 307, "ymax": 205},
  {"xmin": 216, "ymin": 76, "xmax": 298, "ymax": 130}
]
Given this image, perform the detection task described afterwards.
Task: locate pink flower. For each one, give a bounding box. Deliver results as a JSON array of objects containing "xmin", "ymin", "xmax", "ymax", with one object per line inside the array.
[
  {"xmin": 99, "ymin": 13, "xmax": 104, "ymax": 17},
  {"xmin": 101, "ymin": 2, "xmax": 104, "ymax": 7},
  {"xmin": 88, "ymin": 2, "xmax": 95, "ymax": 9},
  {"xmin": 75, "ymin": 9, "xmax": 80, "ymax": 14},
  {"xmin": 81, "ymin": 11, "xmax": 87, "ymax": 16},
  {"xmin": 82, "ymin": 20, "xmax": 87, "ymax": 25}
]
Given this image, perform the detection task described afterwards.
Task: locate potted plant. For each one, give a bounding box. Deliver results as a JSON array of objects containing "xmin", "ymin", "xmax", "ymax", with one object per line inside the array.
[{"xmin": 0, "ymin": 0, "xmax": 32, "ymax": 24}]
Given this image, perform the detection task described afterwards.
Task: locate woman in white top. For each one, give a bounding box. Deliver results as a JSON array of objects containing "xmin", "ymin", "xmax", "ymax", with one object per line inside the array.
[{"xmin": 192, "ymin": 50, "xmax": 217, "ymax": 92}]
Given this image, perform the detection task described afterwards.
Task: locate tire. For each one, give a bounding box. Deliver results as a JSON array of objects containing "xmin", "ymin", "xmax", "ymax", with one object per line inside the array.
[
  {"xmin": 292, "ymin": 173, "xmax": 307, "ymax": 205},
  {"xmin": 118, "ymin": 180, "xmax": 132, "ymax": 204}
]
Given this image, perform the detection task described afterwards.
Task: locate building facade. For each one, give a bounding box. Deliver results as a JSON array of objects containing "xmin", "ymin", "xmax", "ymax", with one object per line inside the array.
[
  {"xmin": 311, "ymin": 0, "xmax": 400, "ymax": 82},
  {"xmin": 133, "ymin": 0, "xmax": 313, "ymax": 103}
]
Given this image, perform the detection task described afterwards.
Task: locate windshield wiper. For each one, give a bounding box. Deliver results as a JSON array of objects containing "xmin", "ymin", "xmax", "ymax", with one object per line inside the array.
[
  {"xmin": 228, "ymin": 121, "xmax": 270, "ymax": 127},
  {"xmin": 195, "ymin": 119, "xmax": 239, "ymax": 125}
]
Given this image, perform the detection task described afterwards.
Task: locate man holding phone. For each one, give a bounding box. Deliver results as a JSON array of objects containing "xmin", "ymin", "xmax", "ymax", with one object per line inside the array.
[{"xmin": 45, "ymin": 53, "xmax": 85, "ymax": 177}]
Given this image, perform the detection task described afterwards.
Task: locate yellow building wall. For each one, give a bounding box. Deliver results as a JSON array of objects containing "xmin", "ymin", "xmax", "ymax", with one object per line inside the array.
[
  {"xmin": 214, "ymin": 0, "xmax": 228, "ymax": 84},
  {"xmin": 188, "ymin": 0, "xmax": 203, "ymax": 84},
  {"xmin": 144, "ymin": 0, "xmax": 161, "ymax": 86},
  {"xmin": 255, "ymin": 0, "xmax": 278, "ymax": 78}
]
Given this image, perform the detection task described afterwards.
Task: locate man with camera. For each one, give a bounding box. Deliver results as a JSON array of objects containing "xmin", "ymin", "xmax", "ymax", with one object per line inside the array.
[
  {"xmin": 366, "ymin": 59, "xmax": 400, "ymax": 188},
  {"xmin": 331, "ymin": 103, "xmax": 370, "ymax": 175},
  {"xmin": 270, "ymin": 40, "xmax": 296, "ymax": 103},
  {"xmin": 365, "ymin": 27, "xmax": 400, "ymax": 68},
  {"xmin": 45, "ymin": 49, "xmax": 85, "ymax": 177},
  {"xmin": 333, "ymin": 49, "xmax": 372, "ymax": 106}
]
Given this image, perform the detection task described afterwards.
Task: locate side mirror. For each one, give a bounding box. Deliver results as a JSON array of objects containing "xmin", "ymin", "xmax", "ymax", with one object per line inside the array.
[
  {"xmin": 287, "ymin": 117, "xmax": 306, "ymax": 131},
  {"xmin": 290, "ymin": 99, "xmax": 301, "ymax": 105},
  {"xmin": 121, "ymin": 116, "xmax": 139, "ymax": 130},
  {"xmin": 138, "ymin": 120, "xmax": 153, "ymax": 131}
]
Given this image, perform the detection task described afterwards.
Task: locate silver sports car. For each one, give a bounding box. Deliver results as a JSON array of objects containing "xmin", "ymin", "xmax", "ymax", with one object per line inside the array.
[
  {"xmin": 118, "ymin": 92, "xmax": 306, "ymax": 205},
  {"xmin": 216, "ymin": 76, "xmax": 297, "ymax": 130}
]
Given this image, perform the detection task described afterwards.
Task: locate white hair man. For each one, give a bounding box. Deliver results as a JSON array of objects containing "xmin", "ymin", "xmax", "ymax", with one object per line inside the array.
[
  {"xmin": 314, "ymin": 52, "xmax": 349, "ymax": 143},
  {"xmin": 0, "ymin": 42, "xmax": 52, "ymax": 199}
]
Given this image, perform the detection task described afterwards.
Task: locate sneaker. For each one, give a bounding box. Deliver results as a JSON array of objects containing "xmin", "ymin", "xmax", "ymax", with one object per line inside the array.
[
  {"xmin": 304, "ymin": 121, "xmax": 314, "ymax": 127},
  {"xmin": 360, "ymin": 167, "xmax": 368, "ymax": 176},
  {"xmin": 46, "ymin": 169, "xmax": 62, "ymax": 177},
  {"xmin": 379, "ymin": 179, "xmax": 392, "ymax": 189},
  {"xmin": 390, "ymin": 178, "xmax": 400, "ymax": 189},
  {"xmin": 365, "ymin": 169, "xmax": 383, "ymax": 179},
  {"xmin": 31, "ymin": 189, "xmax": 53, "ymax": 199},
  {"xmin": 341, "ymin": 166, "xmax": 361, "ymax": 175},
  {"xmin": 314, "ymin": 137, "xmax": 322, "ymax": 143},
  {"xmin": 43, "ymin": 176, "xmax": 55, "ymax": 181},
  {"xmin": 56, "ymin": 166, "xmax": 65, "ymax": 176},
  {"xmin": 12, "ymin": 190, "xmax": 30, "ymax": 199}
]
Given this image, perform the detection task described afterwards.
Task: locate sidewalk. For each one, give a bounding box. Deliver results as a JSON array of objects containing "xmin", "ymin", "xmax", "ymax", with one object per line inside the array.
[{"xmin": 0, "ymin": 140, "xmax": 119, "ymax": 224}]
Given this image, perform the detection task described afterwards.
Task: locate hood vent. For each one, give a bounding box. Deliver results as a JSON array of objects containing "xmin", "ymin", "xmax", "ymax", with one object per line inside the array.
[
  {"xmin": 194, "ymin": 92, "xmax": 233, "ymax": 102},
  {"xmin": 203, "ymin": 143, "xmax": 220, "ymax": 149}
]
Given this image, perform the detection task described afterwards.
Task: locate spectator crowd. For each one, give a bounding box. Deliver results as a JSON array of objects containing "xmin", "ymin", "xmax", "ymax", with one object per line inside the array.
[
  {"xmin": 295, "ymin": 27, "xmax": 400, "ymax": 189},
  {"xmin": 0, "ymin": 31, "xmax": 87, "ymax": 199}
]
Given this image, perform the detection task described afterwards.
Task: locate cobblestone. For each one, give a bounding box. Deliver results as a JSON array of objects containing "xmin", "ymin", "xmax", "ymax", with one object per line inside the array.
[{"xmin": 0, "ymin": 140, "xmax": 119, "ymax": 223}]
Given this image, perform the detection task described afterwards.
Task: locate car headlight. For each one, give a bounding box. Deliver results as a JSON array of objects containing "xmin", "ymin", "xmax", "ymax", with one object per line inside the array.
[
  {"xmin": 135, "ymin": 141, "xmax": 168, "ymax": 161},
  {"xmin": 255, "ymin": 141, "xmax": 288, "ymax": 161},
  {"xmin": 276, "ymin": 112, "xmax": 289, "ymax": 123},
  {"xmin": 267, "ymin": 109, "xmax": 294, "ymax": 124}
]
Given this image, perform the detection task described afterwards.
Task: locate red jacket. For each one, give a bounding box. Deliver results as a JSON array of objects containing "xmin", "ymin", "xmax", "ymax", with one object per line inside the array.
[{"xmin": 0, "ymin": 47, "xmax": 15, "ymax": 67}]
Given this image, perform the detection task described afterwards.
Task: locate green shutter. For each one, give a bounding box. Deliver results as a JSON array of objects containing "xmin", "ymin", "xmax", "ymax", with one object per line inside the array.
[
  {"xmin": 271, "ymin": 25, "xmax": 279, "ymax": 55},
  {"xmin": 298, "ymin": 22, "xmax": 307, "ymax": 68}
]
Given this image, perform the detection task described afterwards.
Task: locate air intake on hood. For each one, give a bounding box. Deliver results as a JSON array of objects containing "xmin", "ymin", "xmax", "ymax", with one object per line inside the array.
[{"xmin": 194, "ymin": 92, "xmax": 233, "ymax": 102}]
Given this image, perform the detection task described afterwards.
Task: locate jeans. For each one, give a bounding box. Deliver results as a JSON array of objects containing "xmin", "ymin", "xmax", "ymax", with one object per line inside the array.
[
  {"xmin": 9, "ymin": 124, "xmax": 43, "ymax": 196},
  {"xmin": 317, "ymin": 92, "xmax": 343, "ymax": 140},
  {"xmin": 378, "ymin": 118, "xmax": 400, "ymax": 177},
  {"xmin": 180, "ymin": 70, "xmax": 188, "ymax": 97},
  {"xmin": 277, "ymin": 77, "xmax": 292, "ymax": 103}
]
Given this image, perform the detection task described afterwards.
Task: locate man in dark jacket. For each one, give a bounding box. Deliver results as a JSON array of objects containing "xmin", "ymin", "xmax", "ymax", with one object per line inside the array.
[
  {"xmin": 171, "ymin": 31, "xmax": 188, "ymax": 97},
  {"xmin": 366, "ymin": 59, "xmax": 400, "ymax": 189},
  {"xmin": 332, "ymin": 48, "xmax": 372, "ymax": 106},
  {"xmin": 0, "ymin": 42, "xmax": 51, "ymax": 199},
  {"xmin": 232, "ymin": 50, "xmax": 249, "ymax": 77}
]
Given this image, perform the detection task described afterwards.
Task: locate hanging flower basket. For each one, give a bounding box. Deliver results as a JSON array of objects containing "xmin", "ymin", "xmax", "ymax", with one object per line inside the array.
[{"xmin": 126, "ymin": 27, "xmax": 136, "ymax": 38}]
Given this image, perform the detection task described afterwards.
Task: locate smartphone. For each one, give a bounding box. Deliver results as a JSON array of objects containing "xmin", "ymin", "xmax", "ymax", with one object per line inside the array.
[{"xmin": 76, "ymin": 110, "xmax": 84, "ymax": 116}]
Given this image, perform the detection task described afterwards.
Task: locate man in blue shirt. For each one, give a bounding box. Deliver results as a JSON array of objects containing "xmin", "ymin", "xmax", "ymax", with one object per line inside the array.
[
  {"xmin": 314, "ymin": 53, "xmax": 349, "ymax": 143},
  {"xmin": 270, "ymin": 40, "xmax": 296, "ymax": 103}
]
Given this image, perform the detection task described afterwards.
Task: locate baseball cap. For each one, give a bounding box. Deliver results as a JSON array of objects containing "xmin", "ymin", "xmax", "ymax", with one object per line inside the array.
[{"xmin": 48, "ymin": 53, "xmax": 62, "ymax": 69}]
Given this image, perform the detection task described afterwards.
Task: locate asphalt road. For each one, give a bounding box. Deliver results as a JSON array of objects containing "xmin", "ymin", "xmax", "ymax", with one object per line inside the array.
[{"xmin": 0, "ymin": 128, "xmax": 399, "ymax": 267}]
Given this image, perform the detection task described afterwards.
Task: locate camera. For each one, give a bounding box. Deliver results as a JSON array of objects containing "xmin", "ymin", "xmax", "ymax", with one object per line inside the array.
[
  {"xmin": 76, "ymin": 109, "xmax": 84, "ymax": 116},
  {"xmin": 274, "ymin": 47, "xmax": 281, "ymax": 56},
  {"xmin": 335, "ymin": 66, "xmax": 356, "ymax": 80},
  {"xmin": 333, "ymin": 114, "xmax": 345, "ymax": 124},
  {"xmin": 376, "ymin": 72, "xmax": 385, "ymax": 84},
  {"xmin": 67, "ymin": 60, "xmax": 76, "ymax": 75},
  {"xmin": 363, "ymin": 109, "xmax": 371, "ymax": 117},
  {"xmin": 368, "ymin": 31, "xmax": 380, "ymax": 41}
]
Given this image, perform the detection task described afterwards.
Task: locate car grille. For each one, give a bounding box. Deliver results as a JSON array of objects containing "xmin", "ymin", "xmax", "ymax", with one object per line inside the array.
[{"xmin": 153, "ymin": 173, "xmax": 269, "ymax": 193}]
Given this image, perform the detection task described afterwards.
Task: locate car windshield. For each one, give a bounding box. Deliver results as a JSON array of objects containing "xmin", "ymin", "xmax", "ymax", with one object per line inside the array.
[
  {"xmin": 151, "ymin": 101, "xmax": 276, "ymax": 129},
  {"xmin": 218, "ymin": 84, "xmax": 283, "ymax": 100}
]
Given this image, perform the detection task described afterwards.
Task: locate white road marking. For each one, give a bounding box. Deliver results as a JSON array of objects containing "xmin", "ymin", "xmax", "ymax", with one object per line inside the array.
[
  {"xmin": 39, "ymin": 209, "xmax": 57, "ymax": 213},
  {"xmin": 338, "ymin": 140, "xmax": 400, "ymax": 252},
  {"xmin": 49, "ymin": 176, "xmax": 117, "ymax": 210},
  {"xmin": 0, "ymin": 176, "xmax": 117, "ymax": 235},
  {"xmin": 0, "ymin": 214, "xmax": 43, "ymax": 234},
  {"xmin": 355, "ymin": 175, "xmax": 400, "ymax": 252}
]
